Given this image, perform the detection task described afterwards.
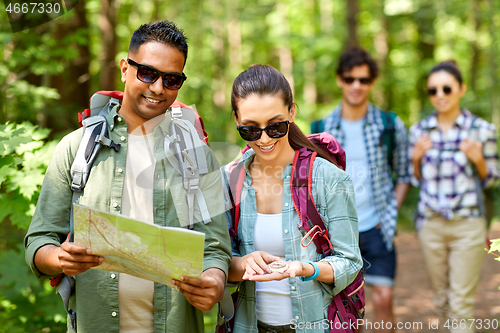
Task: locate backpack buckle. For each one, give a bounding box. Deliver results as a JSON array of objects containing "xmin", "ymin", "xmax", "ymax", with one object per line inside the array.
[
  {"xmin": 69, "ymin": 309, "xmax": 77, "ymax": 331},
  {"xmin": 170, "ymin": 106, "xmax": 183, "ymax": 119}
]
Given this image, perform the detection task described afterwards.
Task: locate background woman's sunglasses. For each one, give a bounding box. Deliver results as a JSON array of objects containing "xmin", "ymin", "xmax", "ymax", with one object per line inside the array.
[
  {"xmin": 427, "ymin": 86, "xmax": 452, "ymax": 96},
  {"xmin": 342, "ymin": 76, "xmax": 373, "ymax": 85},
  {"xmin": 127, "ymin": 59, "xmax": 187, "ymax": 90},
  {"xmin": 237, "ymin": 120, "xmax": 290, "ymax": 141}
]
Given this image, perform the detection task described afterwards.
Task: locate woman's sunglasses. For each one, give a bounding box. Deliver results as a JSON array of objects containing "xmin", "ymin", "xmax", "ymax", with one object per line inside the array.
[
  {"xmin": 127, "ymin": 59, "xmax": 187, "ymax": 90},
  {"xmin": 236, "ymin": 120, "xmax": 290, "ymax": 141},
  {"xmin": 427, "ymin": 86, "xmax": 452, "ymax": 96}
]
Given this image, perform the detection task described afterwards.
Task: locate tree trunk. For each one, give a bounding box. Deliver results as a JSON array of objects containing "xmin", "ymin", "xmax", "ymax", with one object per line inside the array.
[
  {"xmin": 470, "ymin": 0, "xmax": 482, "ymax": 92},
  {"xmin": 276, "ymin": 1, "xmax": 294, "ymax": 92},
  {"xmin": 47, "ymin": 0, "xmax": 90, "ymax": 131},
  {"xmin": 346, "ymin": 0, "xmax": 359, "ymax": 48},
  {"xmin": 375, "ymin": 12, "xmax": 390, "ymax": 110},
  {"xmin": 414, "ymin": 1, "xmax": 437, "ymax": 118},
  {"xmin": 99, "ymin": 0, "xmax": 118, "ymax": 91},
  {"xmin": 226, "ymin": 0, "xmax": 241, "ymax": 143},
  {"xmin": 303, "ymin": 0, "xmax": 317, "ymax": 113},
  {"xmin": 70, "ymin": 0, "xmax": 90, "ymax": 112},
  {"xmin": 211, "ymin": 14, "xmax": 226, "ymax": 109},
  {"xmin": 487, "ymin": 0, "xmax": 499, "ymax": 126},
  {"xmin": 319, "ymin": 0, "xmax": 334, "ymax": 33}
]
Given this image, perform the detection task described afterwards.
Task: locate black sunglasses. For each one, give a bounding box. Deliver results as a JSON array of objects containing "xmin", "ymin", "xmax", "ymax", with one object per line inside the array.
[
  {"xmin": 342, "ymin": 76, "xmax": 373, "ymax": 85},
  {"xmin": 127, "ymin": 59, "xmax": 187, "ymax": 90},
  {"xmin": 427, "ymin": 86, "xmax": 452, "ymax": 96},
  {"xmin": 237, "ymin": 120, "xmax": 290, "ymax": 142}
]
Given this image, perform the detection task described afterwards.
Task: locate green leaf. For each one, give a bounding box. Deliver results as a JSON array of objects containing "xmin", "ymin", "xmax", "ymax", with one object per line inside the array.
[
  {"xmin": 0, "ymin": 246, "xmax": 39, "ymax": 291},
  {"xmin": 489, "ymin": 238, "xmax": 500, "ymax": 253},
  {"xmin": 0, "ymin": 165, "xmax": 11, "ymax": 187},
  {"xmin": 0, "ymin": 192, "xmax": 32, "ymax": 229},
  {"xmin": 8, "ymin": 171, "xmax": 45, "ymax": 200}
]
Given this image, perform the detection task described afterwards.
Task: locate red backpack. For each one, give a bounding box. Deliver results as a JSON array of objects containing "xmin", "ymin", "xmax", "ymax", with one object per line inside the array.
[{"xmin": 219, "ymin": 132, "xmax": 365, "ymax": 333}]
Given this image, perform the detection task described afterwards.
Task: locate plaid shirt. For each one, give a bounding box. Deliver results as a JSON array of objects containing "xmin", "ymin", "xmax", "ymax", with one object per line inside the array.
[
  {"xmin": 221, "ymin": 150, "xmax": 362, "ymax": 333},
  {"xmin": 322, "ymin": 103, "xmax": 410, "ymax": 250},
  {"xmin": 409, "ymin": 109, "xmax": 500, "ymax": 230}
]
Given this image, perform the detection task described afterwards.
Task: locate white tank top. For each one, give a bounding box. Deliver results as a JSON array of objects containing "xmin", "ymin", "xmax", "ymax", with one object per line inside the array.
[{"xmin": 253, "ymin": 213, "xmax": 294, "ymax": 325}]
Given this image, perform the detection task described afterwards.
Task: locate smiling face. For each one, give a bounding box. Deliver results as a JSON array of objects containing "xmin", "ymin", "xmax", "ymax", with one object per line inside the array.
[
  {"xmin": 336, "ymin": 64, "xmax": 375, "ymax": 108},
  {"xmin": 427, "ymin": 70, "xmax": 466, "ymax": 115},
  {"xmin": 119, "ymin": 41, "xmax": 186, "ymax": 131},
  {"xmin": 234, "ymin": 93, "xmax": 295, "ymax": 165}
]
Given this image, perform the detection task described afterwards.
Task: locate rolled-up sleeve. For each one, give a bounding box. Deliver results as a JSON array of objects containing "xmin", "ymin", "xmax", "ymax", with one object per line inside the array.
[
  {"xmin": 408, "ymin": 124, "xmax": 421, "ymax": 188},
  {"xmin": 480, "ymin": 122, "xmax": 500, "ymax": 189},
  {"xmin": 394, "ymin": 116, "xmax": 410, "ymax": 184},
  {"xmin": 24, "ymin": 135, "xmax": 75, "ymax": 278},
  {"xmin": 318, "ymin": 169, "xmax": 362, "ymax": 296}
]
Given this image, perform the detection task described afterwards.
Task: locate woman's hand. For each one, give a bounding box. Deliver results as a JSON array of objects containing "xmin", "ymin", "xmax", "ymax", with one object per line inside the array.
[
  {"xmin": 241, "ymin": 251, "xmax": 282, "ymax": 280},
  {"xmin": 412, "ymin": 135, "xmax": 432, "ymax": 163},
  {"xmin": 459, "ymin": 138, "xmax": 484, "ymax": 164},
  {"xmin": 412, "ymin": 135, "xmax": 432, "ymax": 180},
  {"xmin": 244, "ymin": 260, "xmax": 314, "ymax": 282},
  {"xmin": 459, "ymin": 138, "xmax": 487, "ymax": 179}
]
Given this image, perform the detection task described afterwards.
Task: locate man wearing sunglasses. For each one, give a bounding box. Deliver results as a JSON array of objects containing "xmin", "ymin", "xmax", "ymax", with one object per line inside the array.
[
  {"xmin": 25, "ymin": 21, "xmax": 231, "ymax": 333},
  {"xmin": 312, "ymin": 47, "xmax": 410, "ymax": 333}
]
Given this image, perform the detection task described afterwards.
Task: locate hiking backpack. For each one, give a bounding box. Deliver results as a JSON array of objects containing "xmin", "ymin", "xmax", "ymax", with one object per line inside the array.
[
  {"xmin": 311, "ymin": 111, "xmax": 397, "ymax": 170},
  {"xmin": 53, "ymin": 90, "xmax": 211, "ymax": 332},
  {"xmin": 217, "ymin": 132, "xmax": 365, "ymax": 333}
]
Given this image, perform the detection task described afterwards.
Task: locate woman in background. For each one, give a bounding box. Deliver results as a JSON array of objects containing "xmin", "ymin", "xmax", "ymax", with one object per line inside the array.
[{"xmin": 409, "ymin": 61, "xmax": 499, "ymax": 333}]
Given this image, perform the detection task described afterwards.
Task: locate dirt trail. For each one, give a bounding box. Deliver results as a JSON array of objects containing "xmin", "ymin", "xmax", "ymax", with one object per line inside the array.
[{"xmin": 361, "ymin": 223, "xmax": 500, "ymax": 333}]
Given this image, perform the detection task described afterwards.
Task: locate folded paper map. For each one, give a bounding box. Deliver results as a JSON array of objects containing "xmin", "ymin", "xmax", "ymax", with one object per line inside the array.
[{"xmin": 73, "ymin": 204, "xmax": 205, "ymax": 287}]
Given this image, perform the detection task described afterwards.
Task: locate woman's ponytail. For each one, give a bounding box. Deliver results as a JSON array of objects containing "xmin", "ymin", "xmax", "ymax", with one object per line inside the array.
[{"xmin": 288, "ymin": 123, "xmax": 338, "ymax": 167}]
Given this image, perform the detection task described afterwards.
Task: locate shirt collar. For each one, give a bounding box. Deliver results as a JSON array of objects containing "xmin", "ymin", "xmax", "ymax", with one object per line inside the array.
[
  {"xmin": 108, "ymin": 104, "xmax": 174, "ymax": 135},
  {"xmin": 331, "ymin": 102, "xmax": 376, "ymax": 127},
  {"xmin": 425, "ymin": 109, "xmax": 470, "ymax": 130},
  {"xmin": 239, "ymin": 148, "xmax": 293, "ymax": 180}
]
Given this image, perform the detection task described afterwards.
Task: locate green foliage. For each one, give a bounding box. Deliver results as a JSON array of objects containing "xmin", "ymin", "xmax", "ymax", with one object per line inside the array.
[
  {"xmin": 0, "ymin": 123, "xmax": 65, "ymax": 332},
  {"xmin": 489, "ymin": 238, "xmax": 500, "ymax": 262},
  {"xmin": 0, "ymin": 122, "xmax": 57, "ymax": 229}
]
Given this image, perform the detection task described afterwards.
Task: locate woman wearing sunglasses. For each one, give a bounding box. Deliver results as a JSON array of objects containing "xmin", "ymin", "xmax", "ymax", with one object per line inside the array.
[
  {"xmin": 409, "ymin": 61, "xmax": 499, "ymax": 332},
  {"xmin": 222, "ymin": 64, "xmax": 362, "ymax": 333}
]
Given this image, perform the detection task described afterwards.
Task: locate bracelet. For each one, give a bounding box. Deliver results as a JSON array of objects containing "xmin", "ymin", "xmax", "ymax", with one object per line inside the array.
[{"xmin": 300, "ymin": 261, "xmax": 319, "ymax": 281}]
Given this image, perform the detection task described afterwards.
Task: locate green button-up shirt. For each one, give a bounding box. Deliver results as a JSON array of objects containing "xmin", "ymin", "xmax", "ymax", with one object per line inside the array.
[{"xmin": 24, "ymin": 106, "xmax": 232, "ymax": 333}]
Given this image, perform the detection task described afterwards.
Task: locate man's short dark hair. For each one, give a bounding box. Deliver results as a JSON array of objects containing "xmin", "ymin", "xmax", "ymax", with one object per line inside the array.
[
  {"xmin": 336, "ymin": 47, "xmax": 378, "ymax": 79},
  {"xmin": 129, "ymin": 21, "xmax": 188, "ymax": 61}
]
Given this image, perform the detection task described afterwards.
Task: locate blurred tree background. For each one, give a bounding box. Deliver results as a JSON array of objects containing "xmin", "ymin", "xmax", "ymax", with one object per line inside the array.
[{"xmin": 0, "ymin": 0, "xmax": 499, "ymax": 331}]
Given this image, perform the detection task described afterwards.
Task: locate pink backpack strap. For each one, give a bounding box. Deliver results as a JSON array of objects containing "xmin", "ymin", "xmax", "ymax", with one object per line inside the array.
[
  {"xmin": 227, "ymin": 160, "xmax": 246, "ymax": 243},
  {"xmin": 290, "ymin": 147, "xmax": 333, "ymax": 257}
]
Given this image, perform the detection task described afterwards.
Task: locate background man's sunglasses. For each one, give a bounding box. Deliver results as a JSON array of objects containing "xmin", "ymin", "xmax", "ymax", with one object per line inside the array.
[
  {"xmin": 127, "ymin": 59, "xmax": 187, "ymax": 90},
  {"xmin": 427, "ymin": 86, "xmax": 452, "ymax": 96},
  {"xmin": 342, "ymin": 76, "xmax": 373, "ymax": 85},
  {"xmin": 237, "ymin": 120, "xmax": 290, "ymax": 141}
]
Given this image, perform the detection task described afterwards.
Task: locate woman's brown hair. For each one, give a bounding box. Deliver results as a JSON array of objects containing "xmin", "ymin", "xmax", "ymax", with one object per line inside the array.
[{"xmin": 231, "ymin": 64, "xmax": 336, "ymax": 166}]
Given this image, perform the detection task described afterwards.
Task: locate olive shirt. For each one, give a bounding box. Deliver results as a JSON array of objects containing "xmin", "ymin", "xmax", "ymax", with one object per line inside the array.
[{"xmin": 24, "ymin": 106, "xmax": 232, "ymax": 333}]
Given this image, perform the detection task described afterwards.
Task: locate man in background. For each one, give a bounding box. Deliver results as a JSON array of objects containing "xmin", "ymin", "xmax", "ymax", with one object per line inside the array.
[{"xmin": 312, "ymin": 47, "xmax": 410, "ymax": 332}]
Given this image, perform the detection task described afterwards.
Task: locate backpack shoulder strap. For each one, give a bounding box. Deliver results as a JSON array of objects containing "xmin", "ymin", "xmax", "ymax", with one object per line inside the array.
[
  {"xmin": 227, "ymin": 160, "xmax": 246, "ymax": 245},
  {"xmin": 310, "ymin": 119, "xmax": 324, "ymax": 134},
  {"xmin": 164, "ymin": 106, "xmax": 211, "ymax": 229},
  {"xmin": 380, "ymin": 111, "xmax": 397, "ymax": 169},
  {"xmin": 70, "ymin": 98, "xmax": 121, "ymax": 192},
  {"xmin": 290, "ymin": 147, "xmax": 333, "ymax": 257}
]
